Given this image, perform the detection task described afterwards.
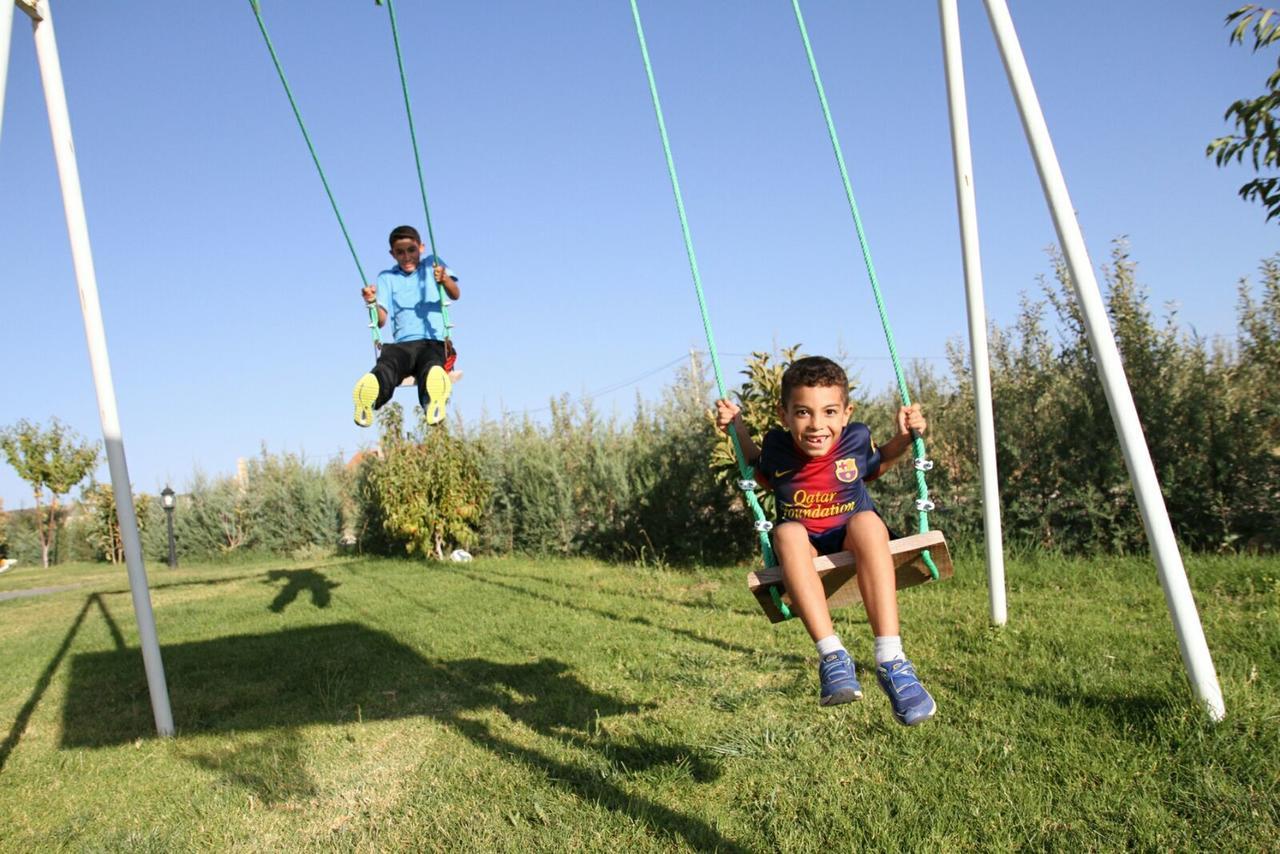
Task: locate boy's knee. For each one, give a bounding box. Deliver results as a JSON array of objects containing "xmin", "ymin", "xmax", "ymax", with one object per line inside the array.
[
  {"xmin": 844, "ymin": 512, "xmax": 889, "ymax": 554},
  {"xmin": 773, "ymin": 521, "xmax": 809, "ymax": 546}
]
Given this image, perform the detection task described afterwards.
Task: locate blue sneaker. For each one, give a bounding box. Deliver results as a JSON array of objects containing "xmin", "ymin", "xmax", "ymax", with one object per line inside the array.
[
  {"xmin": 818, "ymin": 650, "xmax": 863, "ymax": 706},
  {"xmin": 875, "ymin": 658, "xmax": 936, "ymax": 726}
]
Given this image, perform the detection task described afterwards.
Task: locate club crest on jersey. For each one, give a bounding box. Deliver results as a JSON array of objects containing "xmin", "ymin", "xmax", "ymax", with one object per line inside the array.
[{"xmin": 834, "ymin": 457, "xmax": 859, "ymax": 483}]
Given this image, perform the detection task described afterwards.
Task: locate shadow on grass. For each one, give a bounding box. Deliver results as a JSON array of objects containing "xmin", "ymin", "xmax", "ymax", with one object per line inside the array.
[
  {"xmin": 263, "ymin": 568, "xmax": 340, "ymax": 613},
  {"xmin": 516, "ymin": 568, "xmax": 764, "ymax": 619},
  {"xmin": 100, "ymin": 570, "xmax": 274, "ymax": 598},
  {"xmin": 456, "ymin": 568, "xmax": 805, "ymax": 664},
  {"xmin": 59, "ymin": 622, "xmax": 736, "ymax": 850},
  {"xmin": 1005, "ymin": 677, "xmax": 1180, "ymax": 731},
  {"xmin": 0, "ymin": 593, "xmax": 124, "ymax": 773}
]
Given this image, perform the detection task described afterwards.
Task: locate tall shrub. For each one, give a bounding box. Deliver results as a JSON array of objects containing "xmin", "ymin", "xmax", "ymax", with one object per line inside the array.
[
  {"xmin": 626, "ymin": 355, "xmax": 751, "ymax": 566},
  {"xmin": 242, "ymin": 448, "xmax": 343, "ymax": 555},
  {"xmin": 1227, "ymin": 254, "xmax": 1280, "ymax": 548},
  {"xmin": 175, "ymin": 471, "xmax": 250, "ymax": 559},
  {"xmin": 472, "ymin": 397, "xmax": 635, "ymax": 559},
  {"xmin": 358, "ymin": 404, "xmax": 490, "ymax": 558},
  {"xmin": 80, "ymin": 481, "xmax": 152, "ymax": 564}
]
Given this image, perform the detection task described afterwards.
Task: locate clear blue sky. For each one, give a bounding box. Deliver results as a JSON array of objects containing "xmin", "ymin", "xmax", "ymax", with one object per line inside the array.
[{"xmin": 1, "ymin": 0, "xmax": 1275, "ymax": 510}]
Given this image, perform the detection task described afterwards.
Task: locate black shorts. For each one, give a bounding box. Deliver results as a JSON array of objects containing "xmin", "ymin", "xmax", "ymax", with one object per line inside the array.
[
  {"xmin": 808, "ymin": 524, "xmax": 849, "ymax": 556},
  {"xmin": 370, "ymin": 339, "xmax": 455, "ymax": 409},
  {"xmin": 803, "ymin": 510, "xmax": 898, "ymax": 556}
]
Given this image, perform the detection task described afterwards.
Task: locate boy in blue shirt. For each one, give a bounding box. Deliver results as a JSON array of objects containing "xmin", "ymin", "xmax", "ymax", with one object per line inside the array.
[
  {"xmin": 352, "ymin": 225, "xmax": 461, "ymax": 427},
  {"xmin": 715, "ymin": 355, "xmax": 936, "ymax": 725}
]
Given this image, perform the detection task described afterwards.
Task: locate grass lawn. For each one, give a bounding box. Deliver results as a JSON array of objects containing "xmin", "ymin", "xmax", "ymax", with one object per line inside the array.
[{"xmin": 0, "ymin": 550, "xmax": 1276, "ymax": 851}]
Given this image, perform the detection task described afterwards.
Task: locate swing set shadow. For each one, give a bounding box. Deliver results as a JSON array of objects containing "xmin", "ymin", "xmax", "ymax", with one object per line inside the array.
[
  {"xmin": 1, "ymin": 575, "xmax": 740, "ymax": 851},
  {"xmin": 451, "ymin": 568, "xmax": 807, "ymax": 665}
]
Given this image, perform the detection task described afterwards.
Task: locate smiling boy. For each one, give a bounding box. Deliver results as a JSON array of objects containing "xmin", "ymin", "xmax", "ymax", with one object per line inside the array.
[
  {"xmin": 352, "ymin": 225, "xmax": 461, "ymax": 427},
  {"xmin": 715, "ymin": 355, "xmax": 936, "ymax": 725}
]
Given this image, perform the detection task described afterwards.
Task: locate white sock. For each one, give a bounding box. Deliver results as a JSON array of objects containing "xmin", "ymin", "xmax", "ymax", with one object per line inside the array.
[
  {"xmin": 874, "ymin": 635, "xmax": 904, "ymax": 665},
  {"xmin": 816, "ymin": 635, "xmax": 845, "ymax": 658}
]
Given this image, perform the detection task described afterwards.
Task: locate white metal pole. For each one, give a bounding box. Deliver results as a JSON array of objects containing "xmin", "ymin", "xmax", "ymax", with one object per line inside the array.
[
  {"xmin": 28, "ymin": 0, "xmax": 174, "ymax": 736},
  {"xmin": 938, "ymin": 0, "xmax": 1007, "ymax": 627},
  {"xmin": 981, "ymin": 0, "xmax": 1225, "ymax": 721},
  {"xmin": 0, "ymin": 1, "xmax": 15, "ymax": 147}
]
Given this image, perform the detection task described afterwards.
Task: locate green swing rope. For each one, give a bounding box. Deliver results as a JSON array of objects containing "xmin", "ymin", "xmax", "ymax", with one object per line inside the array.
[
  {"xmin": 247, "ymin": 0, "xmax": 382, "ymax": 353},
  {"xmin": 790, "ymin": 0, "xmax": 939, "ymax": 580},
  {"xmin": 628, "ymin": 0, "xmax": 780, "ymax": 593},
  {"xmin": 380, "ymin": 0, "xmax": 453, "ymax": 343}
]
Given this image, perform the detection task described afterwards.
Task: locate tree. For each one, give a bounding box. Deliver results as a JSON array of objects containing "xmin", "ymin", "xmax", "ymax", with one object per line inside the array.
[
  {"xmin": 358, "ymin": 404, "xmax": 491, "ymax": 559},
  {"xmin": 0, "ymin": 498, "xmax": 8, "ymax": 559},
  {"xmin": 81, "ymin": 481, "xmax": 151, "ymax": 564},
  {"xmin": 0, "ymin": 418, "xmax": 100, "ymax": 567},
  {"xmin": 1208, "ymin": 5, "xmax": 1280, "ymax": 223}
]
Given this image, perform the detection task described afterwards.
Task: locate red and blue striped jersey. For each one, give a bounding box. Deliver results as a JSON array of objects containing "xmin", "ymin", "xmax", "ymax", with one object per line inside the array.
[{"xmin": 756, "ymin": 423, "xmax": 883, "ymax": 536}]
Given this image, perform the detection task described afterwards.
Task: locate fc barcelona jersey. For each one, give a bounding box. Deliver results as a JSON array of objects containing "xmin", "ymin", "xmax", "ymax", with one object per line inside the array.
[{"xmin": 755, "ymin": 423, "xmax": 883, "ymax": 536}]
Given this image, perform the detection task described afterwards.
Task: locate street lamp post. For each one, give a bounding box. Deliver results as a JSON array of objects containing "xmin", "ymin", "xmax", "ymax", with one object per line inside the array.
[{"xmin": 160, "ymin": 486, "xmax": 177, "ymax": 568}]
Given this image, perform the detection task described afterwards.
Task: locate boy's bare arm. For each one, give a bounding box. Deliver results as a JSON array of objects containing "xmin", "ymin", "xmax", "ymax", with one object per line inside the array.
[
  {"xmin": 714, "ymin": 399, "xmax": 762, "ymax": 464},
  {"xmin": 873, "ymin": 404, "xmax": 926, "ymax": 475},
  {"xmin": 434, "ymin": 265, "xmax": 461, "ymax": 300}
]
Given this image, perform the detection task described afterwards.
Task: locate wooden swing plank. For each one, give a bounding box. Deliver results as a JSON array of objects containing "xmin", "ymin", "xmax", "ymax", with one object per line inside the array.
[
  {"xmin": 396, "ymin": 371, "xmax": 463, "ymax": 388},
  {"xmin": 746, "ymin": 530, "xmax": 952, "ymax": 624}
]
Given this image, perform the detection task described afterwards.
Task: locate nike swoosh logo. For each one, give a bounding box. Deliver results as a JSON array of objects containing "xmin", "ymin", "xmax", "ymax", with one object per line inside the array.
[{"xmin": 775, "ymin": 469, "xmax": 795, "ymax": 478}]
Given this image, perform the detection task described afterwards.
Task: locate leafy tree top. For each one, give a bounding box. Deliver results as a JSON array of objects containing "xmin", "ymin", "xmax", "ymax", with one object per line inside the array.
[
  {"xmin": 0, "ymin": 418, "xmax": 100, "ymax": 499},
  {"xmin": 1208, "ymin": 5, "xmax": 1280, "ymax": 223}
]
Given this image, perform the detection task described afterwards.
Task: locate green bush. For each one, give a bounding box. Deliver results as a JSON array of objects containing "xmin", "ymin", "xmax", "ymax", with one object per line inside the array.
[
  {"xmin": 624, "ymin": 358, "xmax": 752, "ymax": 566},
  {"xmin": 4, "ymin": 508, "xmax": 45, "ymax": 565},
  {"xmin": 876, "ymin": 245, "xmax": 1280, "ymax": 553},
  {"xmin": 242, "ymin": 448, "xmax": 343, "ymax": 554},
  {"xmin": 358, "ymin": 404, "xmax": 490, "ymax": 558},
  {"xmin": 469, "ymin": 357, "xmax": 753, "ymax": 567},
  {"xmin": 174, "ymin": 471, "xmax": 250, "ymax": 559},
  {"xmin": 79, "ymin": 481, "xmax": 152, "ymax": 564},
  {"xmin": 473, "ymin": 412, "xmax": 578, "ymax": 557},
  {"xmin": 140, "ymin": 498, "xmax": 170, "ymax": 564}
]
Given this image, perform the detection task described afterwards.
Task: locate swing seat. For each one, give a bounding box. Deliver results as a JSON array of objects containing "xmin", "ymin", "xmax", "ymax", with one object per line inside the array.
[
  {"xmin": 746, "ymin": 530, "xmax": 953, "ymax": 624},
  {"xmin": 396, "ymin": 368, "xmax": 463, "ymax": 388}
]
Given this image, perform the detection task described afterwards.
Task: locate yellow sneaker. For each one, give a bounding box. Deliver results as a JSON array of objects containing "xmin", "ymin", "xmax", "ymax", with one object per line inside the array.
[
  {"xmin": 352, "ymin": 373, "xmax": 380, "ymax": 427},
  {"xmin": 424, "ymin": 365, "xmax": 452, "ymax": 425}
]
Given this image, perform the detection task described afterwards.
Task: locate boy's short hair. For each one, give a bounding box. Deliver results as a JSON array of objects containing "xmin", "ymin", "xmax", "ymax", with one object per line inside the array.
[
  {"xmin": 388, "ymin": 225, "xmax": 422, "ymax": 246},
  {"xmin": 781, "ymin": 356, "xmax": 849, "ymax": 408}
]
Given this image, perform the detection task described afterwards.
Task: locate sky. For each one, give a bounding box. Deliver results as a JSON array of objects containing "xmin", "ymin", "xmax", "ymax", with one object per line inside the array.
[{"xmin": 0, "ymin": 0, "xmax": 1275, "ymax": 510}]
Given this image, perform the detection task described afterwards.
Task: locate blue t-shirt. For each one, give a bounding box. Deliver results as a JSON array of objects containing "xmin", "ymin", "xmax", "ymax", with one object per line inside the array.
[
  {"xmin": 375, "ymin": 255, "xmax": 457, "ymax": 343},
  {"xmin": 755, "ymin": 423, "xmax": 883, "ymax": 536}
]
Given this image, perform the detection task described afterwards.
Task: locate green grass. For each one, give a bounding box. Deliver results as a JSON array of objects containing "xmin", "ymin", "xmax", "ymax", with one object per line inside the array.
[{"xmin": 0, "ymin": 551, "xmax": 1276, "ymax": 851}]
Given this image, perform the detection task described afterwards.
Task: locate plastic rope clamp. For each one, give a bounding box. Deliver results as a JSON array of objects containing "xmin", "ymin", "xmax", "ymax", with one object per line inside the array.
[
  {"xmin": 914, "ymin": 457, "xmax": 934, "ymax": 471},
  {"xmin": 737, "ymin": 479, "xmax": 758, "ymax": 491},
  {"xmin": 754, "ymin": 520, "xmax": 774, "ymax": 533},
  {"xmin": 915, "ymin": 498, "xmax": 936, "ymax": 512}
]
